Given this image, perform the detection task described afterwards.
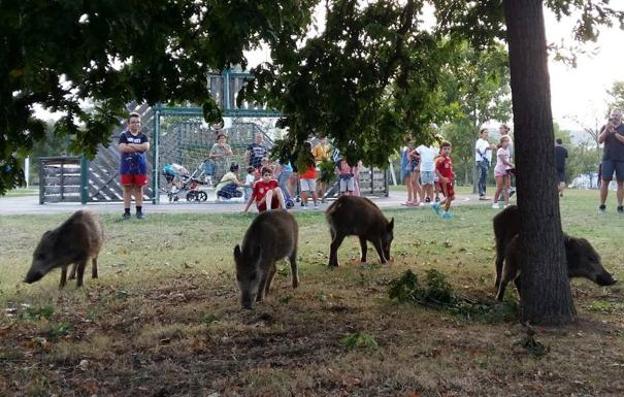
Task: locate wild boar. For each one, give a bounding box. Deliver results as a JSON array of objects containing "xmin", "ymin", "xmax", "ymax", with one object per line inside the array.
[
  {"xmin": 24, "ymin": 210, "xmax": 103, "ymax": 288},
  {"xmin": 233, "ymin": 209, "xmax": 299, "ymax": 309},
  {"xmin": 492, "ymin": 205, "xmax": 520, "ymax": 289},
  {"xmin": 496, "ymin": 234, "xmax": 617, "ymax": 301},
  {"xmin": 325, "ymin": 195, "xmax": 394, "ymax": 267}
]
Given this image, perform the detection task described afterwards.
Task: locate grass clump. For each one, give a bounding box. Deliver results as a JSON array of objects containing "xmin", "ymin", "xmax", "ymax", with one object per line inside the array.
[
  {"xmin": 389, "ymin": 269, "xmax": 517, "ymax": 323},
  {"xmin": 340, "ymin": 332, "xmax": 379, "ymax": 351}
]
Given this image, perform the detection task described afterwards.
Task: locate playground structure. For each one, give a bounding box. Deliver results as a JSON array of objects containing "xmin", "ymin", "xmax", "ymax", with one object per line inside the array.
[{"xmin": 39, "ymin": 70, "xmax": 388, "ymax": 204}]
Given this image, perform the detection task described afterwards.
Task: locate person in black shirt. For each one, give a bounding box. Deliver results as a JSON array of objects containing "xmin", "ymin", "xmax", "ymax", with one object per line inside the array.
[
  {"xmin": 597, "ymin": 110, "xmax": 624, "ymax": 213},
  {"xmin": 554, "ymin": 138, "xmax": 568, "ymax": 197}
]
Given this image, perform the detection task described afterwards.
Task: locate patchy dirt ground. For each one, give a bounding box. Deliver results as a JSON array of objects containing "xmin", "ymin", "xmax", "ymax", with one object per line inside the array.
[
  {"xmin": 2, "ymin": 265, "xmax": 624, "ymax": 397},
  {"xmin": 1, "ymin": 192, "xmax": 623, "ymax": 396}
]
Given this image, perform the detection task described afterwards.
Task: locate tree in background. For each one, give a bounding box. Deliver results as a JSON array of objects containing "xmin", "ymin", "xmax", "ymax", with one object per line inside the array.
[
  {"xmin": 0, "ymin": 0, "xmax": 317, "ymax": 194},
  {"xmin": 435, "ymin": 41, "xmax": 511, "ymax": 186},
  {"xmin": 607, "ymin": 80, "xmax": 624, "ymax": 112}
]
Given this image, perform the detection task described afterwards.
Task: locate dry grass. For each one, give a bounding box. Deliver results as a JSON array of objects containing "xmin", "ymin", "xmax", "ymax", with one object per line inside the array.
[{"xmin": 1, "ymin": 190, "xmax": 623, "ymax": 396}]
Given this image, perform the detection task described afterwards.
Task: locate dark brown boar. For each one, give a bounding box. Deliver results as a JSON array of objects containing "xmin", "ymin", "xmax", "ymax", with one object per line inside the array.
[
  {"xmin": 233, "ymin": 209, "xmax": 299, "ymax": 310},
  {"xmin": 492, "ymin": 205, "xmax": 520, "ymax": 289},
  {"xmin": 496, "ymin": 234, "xmax": 617, "ymax": 301},
  {"xmin": 325, "ymin": 196, "xmax": 394, "ymax": 267},
  {"xmin": 24, "ymin": 210, "xmax": 103, "ymax": 288}
]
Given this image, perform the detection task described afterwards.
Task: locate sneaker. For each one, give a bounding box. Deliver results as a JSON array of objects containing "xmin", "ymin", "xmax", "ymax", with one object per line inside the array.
[
  {"xmin": 509, "ymin": 189, "xmax": 516, "ymax": 198},
  {"xmin": 136, "ymin": 212, "xmax": 144, "ymax": 219},
  {"xmin": 425, "ymin": 197, "xmax": 431, "ymax": 203},
  {"xmin": 435, "ymin": 196, "xmax": 441, "ymax": 203},
  {"xmin": 432, "ymin": 202, "xmax": 442, "ymax": 215},
  {"xmin": 618, "ymin": 206, "xmax": 624, "ymax": 214},
  {"xmin": 479, "ymin": 195, "xmax": 489, "ymax": 201},
  {"xmin": 441, "ymin": 211, "xmax": 453, "ymax": 220},
  {"xmin": 122, "ymin": 212, "xmax": 132, "ymax": 220},
  {"xmin": 492, "ymin": 203, "xmax": 500, "ymax": 209},
  {"xmin": 598, "ymin": 204, "xmax": 606, "ymax": 213}
]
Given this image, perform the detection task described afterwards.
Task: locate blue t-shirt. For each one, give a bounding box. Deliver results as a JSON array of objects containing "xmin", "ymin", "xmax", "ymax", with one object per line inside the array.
[
  {"xmin": 119, "ymin": 131, "xmax": 148, "ymax": 175},
  {"xmin": 247, "ymin": 143, "xmax": 267, "ymax": 168}
]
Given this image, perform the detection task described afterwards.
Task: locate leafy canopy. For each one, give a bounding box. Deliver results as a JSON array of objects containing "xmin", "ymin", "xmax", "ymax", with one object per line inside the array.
[{"xmin": 0, "ymin": 0, "xmax": 316, "ymax": 193}]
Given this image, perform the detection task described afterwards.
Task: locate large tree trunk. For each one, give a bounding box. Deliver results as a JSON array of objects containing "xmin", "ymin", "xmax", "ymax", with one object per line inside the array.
[{"xmin": 503, "ymin": 0, "xmax": 575, "ymax": 325}]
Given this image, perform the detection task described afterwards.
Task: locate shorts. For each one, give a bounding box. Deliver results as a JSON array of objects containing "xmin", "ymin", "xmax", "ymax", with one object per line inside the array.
[
  {"xmin": 121, "ymin": 174, "xmax": 148, "ymax": 186},
  {"xmin": 300, "ymin": 178, "xmax": 316, "ymax": 192},
  {"xmin": 420, "ymin": 171, "xmax": 435, "ymax": 185},
  {"xmin": 556, "ymin": 168, "xmax": 566, "ymax": 183},
  {"xmin": 440, "ymin": 181, "xmax": 455, "ymax": 200},
  {"xmin": 494, "ymin": 168, "xmax": 509, "ymax": 177},
  {"xmin": 340, "ymin": 176, "xmax": 355, "ymax": 192},
  {"xmin": 601, "ymin": 160, "xmax": 624, "ymax": 182},
  {"xmin": 257, "ymin": 195, "xmax": 281, "ymax": 212}
]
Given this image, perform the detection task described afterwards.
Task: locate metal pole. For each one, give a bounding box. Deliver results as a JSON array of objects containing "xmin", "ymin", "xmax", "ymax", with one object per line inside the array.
[
  {"xmin": 152, "ymin": 104, "xmax": 161, "ymax": 204},
  {"xmin": 80, "ymin": 156, "xmax": 89, "ymax": 204},
  {"xmin": 24, "ymin": 157, "xmax": 30, "ymax": 188},
  {"xmin": 224, "ymin": 69, "xmax": 231, "ymax": 111}
]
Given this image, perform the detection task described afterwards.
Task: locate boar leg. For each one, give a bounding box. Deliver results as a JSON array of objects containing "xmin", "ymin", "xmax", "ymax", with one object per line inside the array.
[
  {"xmin": 328, "ymin": 233, "xmax": 345, "ymax": 267},
  {"xmin": 265, "ymin": 263, "xmax": 277, "ymax": 295},
  {"xmin": 59, "ymin": 266, "xmax": 68, "ymax": 289},
  {"xmin": 494, "ymin": 239, "xmax": 505, "ymax": 290},
  {"xmin": 372, "ymin": 238, "xmax": 387, "ymax": 264},
  {"xmin": 496, "ymin": 260, "xmax": 518, "ymax": 301},
  {"xmin": 75, "ymin": 261, "xmax": 87, "ymax": 287},
  {"xmin": 92, "ymin": 257, "xmax": 98, "ymax": 279},
  {"xmin": 256, "ymin": 269, "xmax": 269, "ymax": 302},
  {"xmin": 359, "ymin": 237, "xmax": 368, "ymax": 263},
  {"xmin": 68, "ymin": 263, "xmax": 77, "ymax": 280},
  {"xmin": 289, "ymin": 249, "xmax": 299, "ymax": 288}
]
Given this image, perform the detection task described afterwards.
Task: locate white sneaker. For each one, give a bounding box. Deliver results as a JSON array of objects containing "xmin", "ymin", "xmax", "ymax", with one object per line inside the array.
[{"xmin": 492, "ymin": 203, "xmax": 499, "ymax": 209}]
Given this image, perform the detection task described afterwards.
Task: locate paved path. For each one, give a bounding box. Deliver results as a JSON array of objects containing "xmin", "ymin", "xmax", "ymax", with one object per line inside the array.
[{"xmin": 0, "ymin": 192, "xmax": 485, "ymax": 216}]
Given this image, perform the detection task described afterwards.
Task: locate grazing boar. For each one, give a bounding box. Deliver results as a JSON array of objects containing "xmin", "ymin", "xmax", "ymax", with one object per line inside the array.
[
  {"xmin": 233, "ymin": 209, "xmax": 299, "ymax": 310},
  {"xmin": 325, "ymin": 195, "xmax": 394, "ymax": 267},
  {"xmin": 495, "ymin": 230, "xmax": 617, "ymax": 301},
  {"xmin": 492, "ymin": 205, "xmax": 521, "ymax": 289},
  {"xmin": 24, "ymin": 210, "xmax": 103, "ymax": 288}
]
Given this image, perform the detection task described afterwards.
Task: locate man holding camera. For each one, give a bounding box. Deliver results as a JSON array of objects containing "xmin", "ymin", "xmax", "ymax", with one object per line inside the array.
[{"xmin": 598, "ymin": 110, "xmax": 624, "ymax": 213}]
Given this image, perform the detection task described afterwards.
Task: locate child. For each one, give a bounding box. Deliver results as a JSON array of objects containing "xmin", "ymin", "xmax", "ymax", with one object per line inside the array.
[
  {"xmin": 336, "ymin": 157, "xmax": 356, "ymax": 196},
  {"xmin": 216, "ymin": 163, "xmax": 243, "ymax": 200},
  {"xmin": 244, "ymin": 166, "xmax": 256, "ymax": 201},
  {"xmin": 243, "ymin": 167, "xmax": 286, "ymax": 213},
  {"xmin": 432, "ymin": 142, "xmax": 455, "ymax": 219},
  {"xmin": 299, "ymin": 142, "xmax": 319, "ymax": 208},
  {"xmin": 492, "ymin": 136, "xmax": 514, "ymax": 209}
]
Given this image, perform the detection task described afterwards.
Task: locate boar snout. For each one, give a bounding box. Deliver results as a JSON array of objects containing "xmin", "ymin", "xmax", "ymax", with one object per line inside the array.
[
  {"xmin": 24, "ymin": 269, "xmax": 44, "ymax": 284},
  {"xmin": 596, "ymin": 272, "xmax": 617, "ymax": 286}
]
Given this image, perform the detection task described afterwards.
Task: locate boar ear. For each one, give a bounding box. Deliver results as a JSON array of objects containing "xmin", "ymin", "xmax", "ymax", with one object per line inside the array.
[
  {"xmin": 387, "ymin": 217, "xmax": 394, "ymax": 231},
  {"xmin": 233, "ymin": 244, "xmax": 242, "ymax": 261}
]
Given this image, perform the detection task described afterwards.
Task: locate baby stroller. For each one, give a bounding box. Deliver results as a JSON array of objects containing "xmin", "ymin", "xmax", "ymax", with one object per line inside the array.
[
  {"xmin": 282, "ymin": 185, "xmax": 295, "ymax": 209},
  {"xmin": 162, "ymin": 162, "xmax": 208, "ymax": 202}
]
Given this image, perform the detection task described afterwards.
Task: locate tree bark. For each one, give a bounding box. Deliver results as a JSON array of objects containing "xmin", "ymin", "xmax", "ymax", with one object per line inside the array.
[{"xmin": 503, "ymin": 0, "xmax": 576, "ymax": 325}]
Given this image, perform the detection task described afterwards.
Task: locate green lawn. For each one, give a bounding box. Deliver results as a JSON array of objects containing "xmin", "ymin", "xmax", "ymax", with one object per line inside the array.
[
  {"xmin": 0, "ymin": 189, "xmax": 623, "ymax": 396},
  {"xmin": 3, "ymin": 187, "xmax": 38, "ymax": 197}
]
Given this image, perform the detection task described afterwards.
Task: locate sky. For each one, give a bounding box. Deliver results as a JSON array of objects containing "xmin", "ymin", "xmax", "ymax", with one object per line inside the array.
[
  {"xmin": 35, "ymin": 4, "xmax": 623, "ymax": 133},
  {"xmin": 246, "ymin": 4, "xmax": 624, "ymax": 132}
]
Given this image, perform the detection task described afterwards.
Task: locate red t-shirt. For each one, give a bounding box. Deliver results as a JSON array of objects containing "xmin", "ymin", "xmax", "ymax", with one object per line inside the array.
[
  {"xmin": 300, "ymin": 165, "xmax": 317, "ymax": 179},
  {"xmin": 252, "ymin": 179, "xmax": 279, "ymax": 203},
  {"xmin": 435, "ymin": 155, "xmax": 454, "ymax": 180}
]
